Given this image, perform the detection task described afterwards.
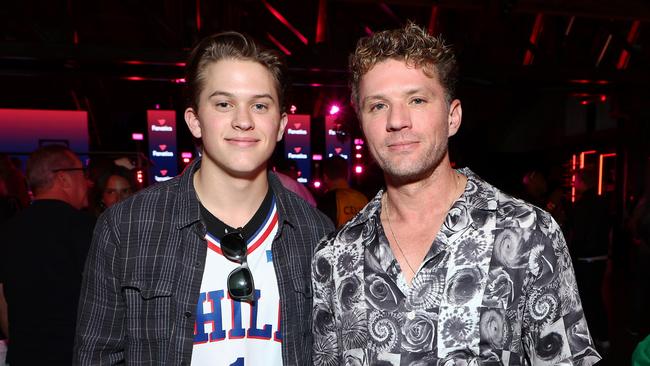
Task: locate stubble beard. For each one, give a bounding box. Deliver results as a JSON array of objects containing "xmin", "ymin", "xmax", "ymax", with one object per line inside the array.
[{"xmin": 376, "ymin": 140, "xmax": 449, "ymax": 186}]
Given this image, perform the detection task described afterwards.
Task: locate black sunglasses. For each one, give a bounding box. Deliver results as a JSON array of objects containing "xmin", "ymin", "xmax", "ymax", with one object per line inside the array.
[{"xmin": 221, "ymin": 228, "xmax": 255, "ymax": 302}]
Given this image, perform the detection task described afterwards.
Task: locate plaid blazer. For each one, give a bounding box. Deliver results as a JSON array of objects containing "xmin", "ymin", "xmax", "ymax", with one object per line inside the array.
[{"xmin": 74, "ymin": 159, "xmax": 334, "ymax": 365}]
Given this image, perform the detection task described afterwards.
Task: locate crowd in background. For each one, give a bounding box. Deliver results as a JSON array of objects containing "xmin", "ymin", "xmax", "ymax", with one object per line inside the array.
[{"xmin": 1, "ymin": 147, "xmax": 650, "ymax": 363}]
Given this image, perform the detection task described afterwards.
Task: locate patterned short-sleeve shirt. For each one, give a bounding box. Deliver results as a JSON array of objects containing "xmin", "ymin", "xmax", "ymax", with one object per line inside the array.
[{"xmin": 312, "ymin": 168, "xmax": 601, "ymax": 366}]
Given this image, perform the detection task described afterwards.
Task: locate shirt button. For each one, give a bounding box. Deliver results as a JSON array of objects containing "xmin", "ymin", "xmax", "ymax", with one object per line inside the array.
[
  {"xmin": 194, "ymin": 261, "xmax": 201, "ymax": 267},
  {"xmin": 184, "ymin": 311, "xmax": 192, "ymax": 318},
  {"xmin": 407, "ymin": 311, "xmax": 416, "ymax": 320}
]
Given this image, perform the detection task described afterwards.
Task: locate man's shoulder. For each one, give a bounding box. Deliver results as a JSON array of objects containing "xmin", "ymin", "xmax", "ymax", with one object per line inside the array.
[{"xmin": 494, "ymin": 186, "xmax": 556, "ymax": 228}]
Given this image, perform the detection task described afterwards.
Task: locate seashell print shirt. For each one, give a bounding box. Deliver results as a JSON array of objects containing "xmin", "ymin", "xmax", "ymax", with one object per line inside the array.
[{"xmin": 312, "ymin": 168, "xmax": 601, "ymax": 366}]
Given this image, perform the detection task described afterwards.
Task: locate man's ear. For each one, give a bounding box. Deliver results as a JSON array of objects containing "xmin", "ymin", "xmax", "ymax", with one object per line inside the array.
[
  {"xmin": 54, "ymin": 171, "xmax": 72, "ymax": 191},
  {"xmin": 447, "ymin": 99, "xmax": 462, "ymax": 137},
  {"xmin": 276, "ymin": 112, "xmax": 288, "ymax": 142},
  {"xmin": 185, "ymin": 108, "xmax": 202, "ymax": 139}
]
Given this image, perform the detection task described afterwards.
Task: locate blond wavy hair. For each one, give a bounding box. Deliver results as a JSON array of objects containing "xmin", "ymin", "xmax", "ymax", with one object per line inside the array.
[{"xmin": 349, "ymin": 22, "xmax": 458, "ymax": 110}]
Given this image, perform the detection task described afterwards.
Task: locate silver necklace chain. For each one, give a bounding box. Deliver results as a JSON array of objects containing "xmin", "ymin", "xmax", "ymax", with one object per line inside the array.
[
  {"xmin": 383, "ymin": 172, "xmax": 463, "ymax": 277},
  {"xmin": 384, "ymin": 194, "xmax": 417, "ymax": 275}
]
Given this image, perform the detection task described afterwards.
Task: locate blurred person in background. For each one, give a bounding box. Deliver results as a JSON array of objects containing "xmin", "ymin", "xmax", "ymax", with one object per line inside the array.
[
  {"xmin": 272, "ymin": 158, "xmax": 316, "ymax": 206},
  {"xmin": 626, "ymin": 161, "xmax": 650, "ymax": 338},
  {"xmin": 89, "ymin": 165, "xmax": 135, "ymax": 215},
  {"xmin": 317, "ymin": 155, "xmax": 368, "ymax": 227},
  {"xmin": 0, "ymin": 145, "xmax": 95, "ymax": 365},
  {"xmin": 0, "ymin": 154, "xmax": 29, "ymax": 213},
  {"xmin": 566, "ymin": 166, "xmax": 611, "ymax": 354}
]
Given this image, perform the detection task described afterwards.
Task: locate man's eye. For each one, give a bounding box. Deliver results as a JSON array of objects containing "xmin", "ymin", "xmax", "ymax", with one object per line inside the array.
[
  {"xmin": 411, "ymin": 98, "xmax": 426, "ymax": 105},
  {"xmin": 252, "ymin": 103, "xmax": 268, "ymax": 111},
  {"xmin": 215, "ymin": 102, "xmax": 230, "ymax": 108},
  {"xmin": 369, "ymin": 103, "xmax": 386, "ymax": 112}
]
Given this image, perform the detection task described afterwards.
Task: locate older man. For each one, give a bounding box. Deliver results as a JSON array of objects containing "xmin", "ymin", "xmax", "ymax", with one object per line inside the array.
[
  {"xmin": 0, "ymin": 145, "xmax": 94, "ymax": 365},
  {"xmin": 312, "ymin": 23, "xmax": 600, "ymax": 365}
]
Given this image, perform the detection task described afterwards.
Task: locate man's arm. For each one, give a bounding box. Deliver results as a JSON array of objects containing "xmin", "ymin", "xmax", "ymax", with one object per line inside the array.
[
  {"xmin": 311, "ymin": 239, "xmax": 341, "ymax": 366},
  {"xmin": 74, "ymin": 213, "xmax": 126, "ymax": 365},
  {"xmin": 521, "ymin": 215, "xmax": 601, "ymax": 365}
]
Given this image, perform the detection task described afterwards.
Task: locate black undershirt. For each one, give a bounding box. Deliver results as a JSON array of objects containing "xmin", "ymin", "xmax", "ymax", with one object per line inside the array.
[{"xmin": 199, "ymin": 188, "xmax": 274, "ymax": 241}]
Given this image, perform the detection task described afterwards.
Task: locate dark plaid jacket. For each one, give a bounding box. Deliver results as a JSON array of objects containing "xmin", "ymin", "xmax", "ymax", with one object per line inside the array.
[{"xmin": 74, "ymin": 159, "xmax": 333, "ymax": 365}]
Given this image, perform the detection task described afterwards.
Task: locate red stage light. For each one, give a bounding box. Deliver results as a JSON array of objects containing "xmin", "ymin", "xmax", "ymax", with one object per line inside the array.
[
  {"xmin": 355, "ymin": 153, "xmax": 362, "ymax": 159},
  {"xmin": 136, "ymin": 170, "xmax": 144, "ymax": 184},
  {"xmin": 290, "ymin": 105, "xmax": 297, "ymax": 114},
  {"xmin": 313, "ymin": 180, "xmax": 322, "ymax": 188},
  {"xmin": 132, "ymin": 133, "xmax": 144, "ymax": 141},
  {"xmin": 312, "ymin": 154, "xmax": 323, "ymax": 161},
  {"xmin": 354, "ymin": 165, "xmax": 363, "ymax": 174},
  {"xmin": 329, "ymin": 105, "xmax": 340, "ymax": 115}
]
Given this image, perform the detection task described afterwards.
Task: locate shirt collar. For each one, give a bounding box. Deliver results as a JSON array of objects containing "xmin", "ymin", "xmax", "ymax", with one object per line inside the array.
[
  {"xmin": 268, "ymin": 171, "xmax": 299, "ymax": 229},
  {"xmin": 173, "ymin": 158, "xmax": 203, "ymax": 229},
  {"xmin": 347, "ymin": 167, "xmax": 497, "ymax": 246}
]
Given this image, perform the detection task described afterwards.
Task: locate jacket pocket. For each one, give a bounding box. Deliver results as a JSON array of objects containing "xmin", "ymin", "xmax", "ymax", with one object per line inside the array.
[
  {"xmin": 122, "ymin": 280, "xmax": 174, "ymax": 340},
  {"xmin": 292, "ymin": 275, "xmax": 313, "ymax": 298}
]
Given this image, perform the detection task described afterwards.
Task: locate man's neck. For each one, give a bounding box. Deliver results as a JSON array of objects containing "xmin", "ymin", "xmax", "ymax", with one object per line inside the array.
[
  {"xmin": 384, "ymin": 163, "xmax": 465, "ymax": 221},
  {"xmin": 193, "ymin": 164, "xmax": 269, "ymax": 229},
  {"xmin": 33, "ymin": 191, "xmax": 76, "ymax": 209}
]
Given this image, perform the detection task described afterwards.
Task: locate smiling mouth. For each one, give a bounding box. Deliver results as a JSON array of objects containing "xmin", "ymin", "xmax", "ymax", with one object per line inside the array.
[
  {"xmin": 226, "ymin": 137, "xmax": 259, "ymax": 146},
  {"xmin": 387, "ymin": 141, "xmax": 418, "ymax": 149}
]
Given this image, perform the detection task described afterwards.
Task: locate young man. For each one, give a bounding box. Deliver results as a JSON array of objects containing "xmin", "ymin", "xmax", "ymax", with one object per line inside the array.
[
  {"xmin": 74, "ymin": 32, "xmax": 333, "ymax": 365},
  {"xmin": 312, "ymin": 23, "xmax": 600, "ymax": 365}
]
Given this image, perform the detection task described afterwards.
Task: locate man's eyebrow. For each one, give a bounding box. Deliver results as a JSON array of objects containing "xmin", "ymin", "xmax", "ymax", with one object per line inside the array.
[
  {"xmin": 361, "ymin": 94, "xmax": 386, "ymax": 106},
  {"xmin": 403, "ymin": 88, "xmax": 426, "ymax": 96},
  {"xmin": 207, "ymin": 90, "xmax": 234, "ymax": 99},
  {"xmin": 207, "ymin": 91, "xmax": 275, "ymax": 101},
  {"xmin": 361, "ymin": 88, "xmax": 431, "ymax": 105},
  {"xmin": 250, "ymin": 93, "xmax": 275, "ymax": 101}
]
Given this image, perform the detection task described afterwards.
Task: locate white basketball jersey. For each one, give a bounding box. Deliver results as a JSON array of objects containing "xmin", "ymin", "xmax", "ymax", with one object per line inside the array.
[{"xmin": 191, "ymin": 199, "xmax": 282, "ymax": 366}]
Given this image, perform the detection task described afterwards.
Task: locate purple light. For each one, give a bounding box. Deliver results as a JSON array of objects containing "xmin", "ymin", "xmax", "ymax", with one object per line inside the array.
[
  {"xmin": 290, "ymin": 105, "xmax": 297, "ymax": 114},
  {"xmin": 354, "ymin": 138, "xmax": 364, "ymax": 145},
  {"xmin": 132, "ymin": 133, "xmax": 144, "ymax": 141},
  {"xmin": 181, "ymin": 152, "xmax": 193, "ymax": 159},
  {"xmin": 329, "ymin": 105, "xmax": 340, "ymax": 115},
  {"xmin": 313, "ymin": 180, "xmax": 322, "ymax": 188},
  {"xmin": 312, "ymin": 154, "xmax": 323, "ymax": 161}
]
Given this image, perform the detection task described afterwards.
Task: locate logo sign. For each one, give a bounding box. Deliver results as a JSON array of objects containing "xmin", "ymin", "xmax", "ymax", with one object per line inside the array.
[
  {"xmin": 148, "ymin": 110, "xmax": 177, "ymax": 184},
  {"xmin": 284, "ymin": 114, "xmax": 311, "ymax": 183},
  {"xmin": 325, "ymin": 114, "xmax": 351, "ymax": 161}
]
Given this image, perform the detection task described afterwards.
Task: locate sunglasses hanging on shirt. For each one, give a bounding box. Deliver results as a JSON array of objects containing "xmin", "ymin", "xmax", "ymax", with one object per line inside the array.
[{"xmin": 220, "ymin": 228, "xmax": 255, "ymax": 302}]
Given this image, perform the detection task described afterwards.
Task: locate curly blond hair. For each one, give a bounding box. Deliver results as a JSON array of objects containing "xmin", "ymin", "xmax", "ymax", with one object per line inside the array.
[{"xmin": 349, "ymin": 22, "xmax": 457, "ymax": 110}]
